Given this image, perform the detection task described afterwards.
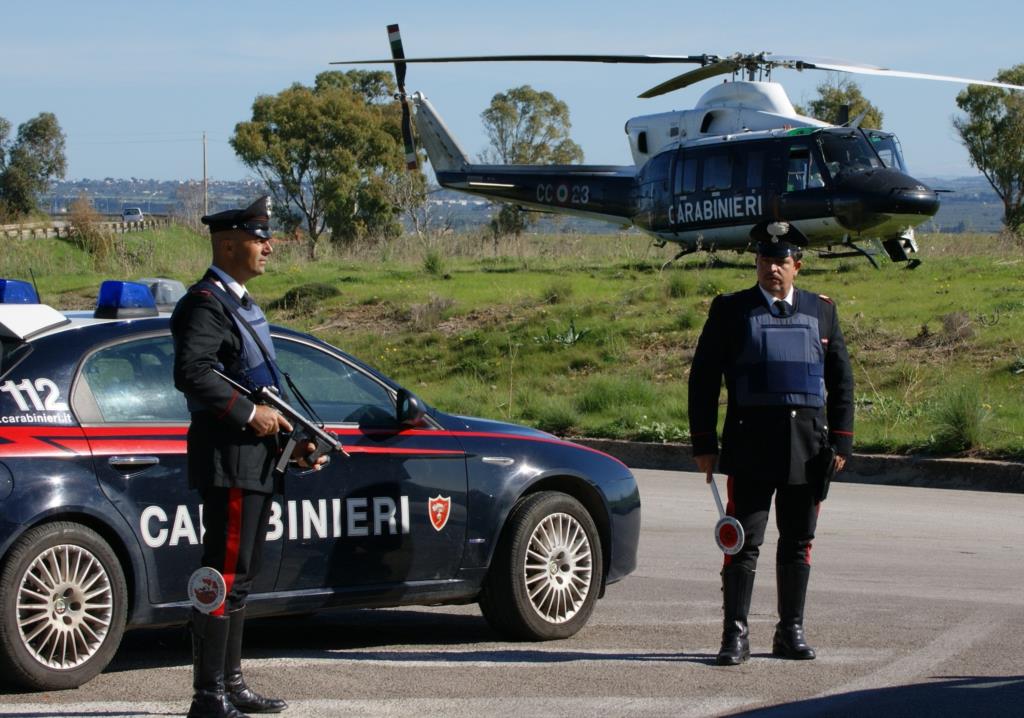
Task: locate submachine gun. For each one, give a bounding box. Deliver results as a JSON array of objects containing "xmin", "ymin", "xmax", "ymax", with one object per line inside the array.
[{"xmin": 212, "ymin": 368, "xmax": 349, "ymax": 475}]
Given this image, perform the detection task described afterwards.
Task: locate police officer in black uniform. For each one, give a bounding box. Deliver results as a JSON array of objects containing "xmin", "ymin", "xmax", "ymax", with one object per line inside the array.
[
  {"xmin": 172, "ymin": 196, "xmax": 324, "ymax": 718},
  {"xmin": 688, "ymin": 238, "xmax": 854, "ymax": 666}
]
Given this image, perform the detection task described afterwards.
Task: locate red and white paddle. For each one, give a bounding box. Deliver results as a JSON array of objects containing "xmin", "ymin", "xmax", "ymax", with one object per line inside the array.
[{"xmin": 709, "ymin": 477, "xmax": 745, "ymax": 555}]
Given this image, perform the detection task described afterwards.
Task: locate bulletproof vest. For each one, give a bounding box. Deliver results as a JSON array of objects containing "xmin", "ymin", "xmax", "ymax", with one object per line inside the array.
[
  {"xmin": 227, "ymin": 296, "xmax": 280, "ymax": 392},
  {"xmin": 185, "ymin": 280, "xmax": 281, "ymax": 413},
  {"xmin": 732, "ymin": 289, "xmax": 825, "ymax": 408}
]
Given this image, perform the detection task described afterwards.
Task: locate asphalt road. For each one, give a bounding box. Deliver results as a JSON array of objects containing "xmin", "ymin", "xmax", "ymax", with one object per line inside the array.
[{"xmin": 2, "ymin": 469, "xmax": 1022, "ymax": 717}]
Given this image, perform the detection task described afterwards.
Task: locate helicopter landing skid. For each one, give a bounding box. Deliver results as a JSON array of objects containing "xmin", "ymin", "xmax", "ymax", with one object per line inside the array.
[
  {"xmin": 661, "ymin": 245, "xmax": 698, "ymax": 270},
  {"xmin": 818, "ymin": 242, "xmax": 880, "ymax": 269}
]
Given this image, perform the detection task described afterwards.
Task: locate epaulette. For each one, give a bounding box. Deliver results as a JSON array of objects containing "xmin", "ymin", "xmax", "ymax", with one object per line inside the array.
[{"xmin": 818, "ymin": 294, "xmax": 834, "ymax": 304}]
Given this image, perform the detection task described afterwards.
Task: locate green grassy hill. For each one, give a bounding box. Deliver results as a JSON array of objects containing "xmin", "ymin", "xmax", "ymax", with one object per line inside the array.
[{"xmin": 4, "ymin": 225, "xmax": 1022, "ymax": 458}]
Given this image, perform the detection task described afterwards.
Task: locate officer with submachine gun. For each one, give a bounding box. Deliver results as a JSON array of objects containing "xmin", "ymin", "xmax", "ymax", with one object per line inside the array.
[{"xmin": 172, "ymin": 196, "xmax": 342, "ymax": 718}]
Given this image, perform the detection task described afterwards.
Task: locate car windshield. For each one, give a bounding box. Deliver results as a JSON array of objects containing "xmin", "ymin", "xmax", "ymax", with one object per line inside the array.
[{"xmin": 818, "ymin": 130, "xmax": 883, "ymax": 179}]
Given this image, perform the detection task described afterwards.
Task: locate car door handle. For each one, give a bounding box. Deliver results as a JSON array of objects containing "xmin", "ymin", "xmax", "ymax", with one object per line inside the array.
[{"xmin": 107, "ymin": 455, "xmax": 160, "ymax": 472}]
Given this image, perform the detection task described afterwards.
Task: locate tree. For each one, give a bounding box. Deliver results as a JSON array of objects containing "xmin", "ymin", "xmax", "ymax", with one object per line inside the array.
[
  {"xmin": 794, "ymin": 76, "xmax": 884, "ymax": 129},
  {"xmin": 231, "ymin": 70, "xmax": 424, "ymax": 258},
  {"xmin": 953, "ymin": 64, "xmax": 1024, "ymax": 233},
  {"xmin": 480, "ymin": 86, "xmax": 584, "ymax": 241},
  {"xmin": 173, "ymin": 181, "xmax": 206, "ymax": 233},
  {"xmin": 0, "ymin": 112, "xmax": 67, "ymax": 220}
]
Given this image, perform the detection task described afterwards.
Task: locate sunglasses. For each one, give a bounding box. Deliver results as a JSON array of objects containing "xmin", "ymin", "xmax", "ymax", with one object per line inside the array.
[{"xmin": 235, "ymin": 222, "xmax": 273, "ymax": 239}]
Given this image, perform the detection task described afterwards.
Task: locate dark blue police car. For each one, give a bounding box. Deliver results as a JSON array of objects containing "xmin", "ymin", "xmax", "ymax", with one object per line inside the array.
[{"xmin": 0, "ymin": 279, "xmax": 641, "ymax": 690}]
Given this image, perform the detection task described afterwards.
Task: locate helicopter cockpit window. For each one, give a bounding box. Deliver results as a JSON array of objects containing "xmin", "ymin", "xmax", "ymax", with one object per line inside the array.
[
  {"xmin": 702, "ymin": 153, "xmax": 732, "ymax": 192},
  {"xmin": 675, "ymin": 156, "xmax": 697, "ymax": 195},
  {"xmin": 786, "ymin": 145, "xmax": 825, "ymax": 191},
  {"xmin": 819, "ymin": 131, "xmax": 883, "ymax": 179},
  {"xmin": 865, "ymin": 131, "xmax": 907, "ymax": 172}
]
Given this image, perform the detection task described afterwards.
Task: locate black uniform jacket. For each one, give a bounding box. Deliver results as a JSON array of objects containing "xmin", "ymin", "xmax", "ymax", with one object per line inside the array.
[
  {"xmin": 171, "ymin": 274, "xmax": 278, "ymax": 493},
  {"xmin": 688, "ymin": 285, "xmax": 855, "ymax": 484}
]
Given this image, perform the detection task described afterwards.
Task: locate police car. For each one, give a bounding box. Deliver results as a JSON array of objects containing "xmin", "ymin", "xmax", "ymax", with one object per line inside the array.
[{"xmin": 0, "ymin": 279, "xmax": 641, "ymax": 690}]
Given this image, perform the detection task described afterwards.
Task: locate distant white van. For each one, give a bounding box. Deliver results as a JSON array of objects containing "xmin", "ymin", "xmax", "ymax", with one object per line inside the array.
[{"xmin": 122, "ymin": 207, "xmax": 144, "ymax": 223}]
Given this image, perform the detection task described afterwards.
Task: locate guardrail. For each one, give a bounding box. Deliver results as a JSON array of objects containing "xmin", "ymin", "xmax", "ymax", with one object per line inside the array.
[{"xmin": 0, "ymin": 218, "xmax": 169, "ymax": 239}]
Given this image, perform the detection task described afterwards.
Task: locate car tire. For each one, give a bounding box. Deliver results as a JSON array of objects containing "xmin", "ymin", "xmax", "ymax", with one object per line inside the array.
[
  {"xmin": 0, "ymin": 522, "xmax": 128, "ymax": 690},
  {"xmin": 479, "ymin": 491, "xmax": 603, "ymax": 641}
]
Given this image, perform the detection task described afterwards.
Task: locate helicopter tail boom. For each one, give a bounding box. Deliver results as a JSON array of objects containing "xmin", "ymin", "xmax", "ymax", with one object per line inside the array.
[
  {"xmin": 411, "ymin": 92, "xmax": 636, "ymax": 224},
  {"xmin": 434, "ymin": 163, "xmax": 636, "ymax": 224}
]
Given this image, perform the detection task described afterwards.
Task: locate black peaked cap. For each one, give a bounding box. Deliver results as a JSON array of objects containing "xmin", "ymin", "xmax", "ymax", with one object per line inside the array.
[
  {"xmin": 201, "ymin": 195, "xmax": 272, "ymax": 233},
  {"xmin": 756, "ymin": 237, "xmax": 802, "ymax": 258}
]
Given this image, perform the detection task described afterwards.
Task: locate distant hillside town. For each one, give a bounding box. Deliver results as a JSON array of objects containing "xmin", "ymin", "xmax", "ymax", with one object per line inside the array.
[{"xmin": 42, "ymin": 175, "xmax": 1007, "ymax": 234}]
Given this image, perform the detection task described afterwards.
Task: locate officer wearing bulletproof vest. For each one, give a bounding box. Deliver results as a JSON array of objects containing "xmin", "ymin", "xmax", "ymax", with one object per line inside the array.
[
  {"xmin": 688, "ymin": 238, "xmax": 854, "ymax": 666},
  {"xmin": 172, "ymin": 196, "xmax": 325, "ymax": 718}
]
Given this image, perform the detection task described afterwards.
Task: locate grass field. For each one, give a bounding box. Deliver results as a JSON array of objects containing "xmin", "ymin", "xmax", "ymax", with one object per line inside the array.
[{"xmin": 4, "ymin": 225, "xmax": 1023, "ymax": 459}]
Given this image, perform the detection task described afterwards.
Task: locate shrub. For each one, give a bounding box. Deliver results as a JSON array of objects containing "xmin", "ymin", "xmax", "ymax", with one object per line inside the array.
[
  {"xmin": 929, "ymin": 384, "xmax": 988, "ymax": 453},
  {"xmin": 575, "ymin": 375, "xmax": 657, "ymax": 414},
  {"xmin": 674, "ymin": 310, "xmax": 699, "ymax": 331},
  {"xmin": 631, "ymin": 420, "xmax": 687, "ymax": 443},
  {"xmin": 423, "ymin": 249, "xmax": 444, "ymax": 276},
  {"xmin": 532, "ymin": 401, "xmax": 577, "ymax": 435},
  {"xmin": 540, "ymin": 280, "xmax": 573, "ymax": 304},
  {"xmin": 665, "ymin": 274, "xmax": 690, "ymax": 298},
  {"xmin": 698, "ymin": 278, "xmax": 724, "ymax": 296},
  {"xmin": 408, "ymin": 295, "xmax": 455, "ymax": 330},
  {"xmin": 68, "ymin": 193, "xmax": 114, "ymax": 263},
  {"xmin": 267, "ymin": 282, "xmax": 341, "ymax": 311},
  {"xmin": 940, "ymin": 311, "xmax": 974, "ymax": 344}
]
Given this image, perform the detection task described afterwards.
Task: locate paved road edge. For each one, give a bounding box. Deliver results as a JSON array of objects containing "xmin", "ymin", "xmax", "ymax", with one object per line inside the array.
[{"xmin": 569, "ymin": 438, "xmax": 1024, "ymax": 494}]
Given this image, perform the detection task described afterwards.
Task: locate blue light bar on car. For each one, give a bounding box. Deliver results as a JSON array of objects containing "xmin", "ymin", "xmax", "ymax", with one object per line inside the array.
[
  {"xmin": 94, "ymin": 280, "xmax": 159, "ymax": 319},
  {"xmin": 0, "ymin": 278, "xmax": 39, "ymax": 304}
]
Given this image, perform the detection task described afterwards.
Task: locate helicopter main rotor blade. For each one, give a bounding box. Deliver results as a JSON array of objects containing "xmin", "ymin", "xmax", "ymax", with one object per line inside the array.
[
  {"xmin": 638, "ymin": 60, "xmax": 741, "ymax": 98},
  {"xmin": 332, "ymin": 53, "xmax": 718, "ymax": 66},
  {"xmin": 769, "ymin": 55, "xmax": 1024, "ymax": 91}
]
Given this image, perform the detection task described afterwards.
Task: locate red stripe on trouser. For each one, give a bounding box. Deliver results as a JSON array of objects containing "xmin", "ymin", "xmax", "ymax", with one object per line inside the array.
[
  {"xmin": 804, "ymin": 501, "xmax": 822, "ymax": 565},
  {"xmin": 723, "ymin": 476, "xmax": 737, "ymax": 568},
  {"xmin": 213, "ymin": 488, "xmax": 243, "ymax": 617}
]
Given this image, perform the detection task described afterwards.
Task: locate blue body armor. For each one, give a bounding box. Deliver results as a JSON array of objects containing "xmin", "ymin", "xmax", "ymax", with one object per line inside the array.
[
  {"xmin": 185, "ymin": 281, "xmax": 282, "ymax": 414},
  {"xmin": 732, "ymin": 290, "xmax": 825, "ymax": 408},
  {"xmin": 228, "ymin": 298, "xmax": 280, "ymax": 392}
]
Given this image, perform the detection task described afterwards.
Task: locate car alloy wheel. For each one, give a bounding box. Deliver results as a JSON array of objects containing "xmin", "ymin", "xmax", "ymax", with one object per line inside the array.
[
  {"xmin": 479, "ymin": 491, "xmax": 603, "ymax": 640},
  {"xmin": 523, "ymin": 511, "xmax": 592, "ymax": 624},
  {"xmin": 1, "ymin": 522, "xmax": 127, "ymax": 690},
  {"xmin": 17, "ymin": 543, "xmax": 115, "ymax": 670}
]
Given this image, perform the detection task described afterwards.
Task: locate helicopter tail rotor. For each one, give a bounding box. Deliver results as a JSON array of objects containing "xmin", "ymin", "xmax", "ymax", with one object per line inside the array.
[{"xmin": 387, "ymin": 23, "xmax": 419, "ymax": 170}]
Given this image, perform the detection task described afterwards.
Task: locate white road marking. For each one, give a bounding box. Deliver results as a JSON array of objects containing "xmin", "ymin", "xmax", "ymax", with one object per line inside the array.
[
  {"xmin": 811, "ymin": 607, "xmax": 1005, "ymax": 699},
  {"xmin": 0, "ymin": 697, "xmax": 751, "ymax": 718}
]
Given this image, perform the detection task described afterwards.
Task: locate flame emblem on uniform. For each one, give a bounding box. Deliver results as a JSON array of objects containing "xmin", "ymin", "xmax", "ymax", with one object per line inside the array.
[{"xmin": 428, "ymin": 495, "xmax": 451, "ymax": 532}]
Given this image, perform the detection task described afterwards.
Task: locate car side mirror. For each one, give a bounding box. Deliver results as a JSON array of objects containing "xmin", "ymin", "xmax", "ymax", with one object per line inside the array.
[{"xmin": 395, "ymin": 388, "xmax": 426, "ymax": 427}]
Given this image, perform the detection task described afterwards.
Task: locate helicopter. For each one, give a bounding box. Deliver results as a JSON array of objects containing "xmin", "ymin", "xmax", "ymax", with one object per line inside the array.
[{"xmin": 334, "ymin": 25, "xmax": 1024, "ymax": 267}]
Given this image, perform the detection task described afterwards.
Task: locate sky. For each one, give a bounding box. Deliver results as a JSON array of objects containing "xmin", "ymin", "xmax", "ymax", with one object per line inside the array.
[{"xmin": 3, "ymin": 0, "xmax": 1022, "ymax": 182}]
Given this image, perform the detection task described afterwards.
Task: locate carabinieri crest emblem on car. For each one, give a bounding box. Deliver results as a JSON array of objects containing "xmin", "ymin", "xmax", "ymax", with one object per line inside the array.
[{"xmin": 428, "ymin": 495, "xmax": 451, "ymax": 531}]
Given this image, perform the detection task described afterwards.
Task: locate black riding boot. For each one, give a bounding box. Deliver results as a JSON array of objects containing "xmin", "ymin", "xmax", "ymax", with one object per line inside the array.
[
  {"xmin": 716, "ymin": 565, "xmax": 755, "ymax": 666},
  {"xmin": 772, "ymin": 563, "xmax": 816, "ymax": 660},
  {"xmin": 225, "ymin": 608, "xmax": 288, "ymax": 714},
  {"xmin": 189, "ymin": 610, "xmax": 249, "ymax": 718}
]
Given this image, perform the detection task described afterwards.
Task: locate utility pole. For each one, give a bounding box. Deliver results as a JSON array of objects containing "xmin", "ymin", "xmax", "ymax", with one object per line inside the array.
[{"xmin": 202, "ymin": 131, "xmax": 208, "ymax": 216}]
